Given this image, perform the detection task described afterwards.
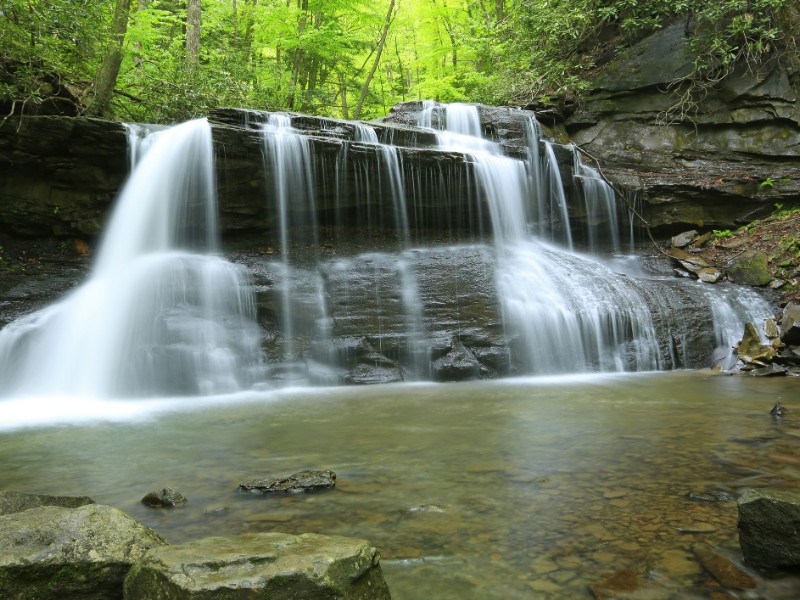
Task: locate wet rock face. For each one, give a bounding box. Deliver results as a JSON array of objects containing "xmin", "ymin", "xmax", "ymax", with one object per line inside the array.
[
  {"xmin": 123, "ymin": 532, "xmax": 391, "ymax": 600},
  {"xmin": 0, "ymin": 116, "xmax": 128, "ymax": 238},
  {"xmin": 564, "ymin": 18, "xmax": 800, "ymax": 235},
  {"xmin": 738, "ymin": 488, "xmax": 800, "ymax": 568}
]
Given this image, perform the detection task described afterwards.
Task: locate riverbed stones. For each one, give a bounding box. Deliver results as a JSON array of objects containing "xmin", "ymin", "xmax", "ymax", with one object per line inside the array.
[
  {"xmin": 727, "ymin": 250, "xmax": 772, "ymax": 286},
  {"xmin": 737, "ymin": 488, "xmax": 800, "ymax": 568},
  {"xmin": 239, "ymin": 470, "xmax": 336, "ymax": 494},
  {"xmin": 0, "ymin": 503, "xmax": 167, "ymax": 600},
  {"xmin": 0, "ymin": 489, "xmax": 95, "ymax": 515},
  {"xmin": 123, "ymin": 532, "xmax": 391, "ymax": 600}
]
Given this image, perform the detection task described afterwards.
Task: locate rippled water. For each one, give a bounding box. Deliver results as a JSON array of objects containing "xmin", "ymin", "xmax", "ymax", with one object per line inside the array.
[{"xmin": 1, "ymin": 372, "xmax": 799, "ymax": 598}]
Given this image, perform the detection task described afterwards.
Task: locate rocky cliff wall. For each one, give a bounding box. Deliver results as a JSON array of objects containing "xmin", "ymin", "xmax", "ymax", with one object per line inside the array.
[{"xmin": 559, "ymin": 17, "xmax": 800, "ymax": 234}]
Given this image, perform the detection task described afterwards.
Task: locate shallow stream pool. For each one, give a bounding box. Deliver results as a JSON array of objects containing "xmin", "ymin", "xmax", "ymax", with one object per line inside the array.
[{"xmin": 1, "ymin": 371, "xmax": 799, "ymax": 598}]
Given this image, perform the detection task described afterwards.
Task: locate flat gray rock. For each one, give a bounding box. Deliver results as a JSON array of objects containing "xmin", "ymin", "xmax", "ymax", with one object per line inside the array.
[
  {"xmin": 0, "ymin": 489, "xmax": 95, "ymax": 516},
  {"xmin": 124, "ymin": 532, "xmax": 391, "ymax": 599},
  {"xmin": 239, "ymin": 470, "xmax": 336, "ymax": 494}
]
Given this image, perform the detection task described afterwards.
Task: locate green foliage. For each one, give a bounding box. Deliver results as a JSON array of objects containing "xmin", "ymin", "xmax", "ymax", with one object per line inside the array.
[
  {"xmin": 713, "ymin": 229, "xmax": 733, "ymax": 239},
  {"xmin": 1, "ymin": 0, "xmax": 798, "ymax": 121},
  {"xmin": 0, "ymin": 0, "xmax": 112, "ymax": 113},
  {"xmin": 772, "ymin": 202, "xmax": 800, "ymax": 219}
]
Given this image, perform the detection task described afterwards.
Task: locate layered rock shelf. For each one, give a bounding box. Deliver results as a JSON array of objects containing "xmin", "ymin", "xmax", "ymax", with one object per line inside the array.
[{"xmin": 560, "ymin": 18, "xmax": 800, "ymax": 234}]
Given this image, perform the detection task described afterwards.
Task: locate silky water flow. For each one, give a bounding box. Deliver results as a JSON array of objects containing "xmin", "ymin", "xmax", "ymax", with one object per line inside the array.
[{"xmin": 0, "ymin": 104, "xmax": 773, "ymax": 405}]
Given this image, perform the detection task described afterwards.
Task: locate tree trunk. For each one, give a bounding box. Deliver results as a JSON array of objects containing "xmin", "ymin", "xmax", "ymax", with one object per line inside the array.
[
  {"xmin": 186, "ymin": 0, "xmax": 201, "ymax": 72},
  {"xmin": 495, "ymin": 0, "xmax": 504, "ymax": 21},
  {"xmin": 288, "ymin": 0, "xmax": 309, "ymax": 109},
  {"xmin": 354, "ymin": 0, "xmax": 396, "ymax": 119},
  {"xmin": 133, "ymin": 0, "xmax": 150, "ymax": 74},
  {"xmin": 88, "ymin": 0, "xmax": 133, "ymax": 117},
  {"xmin": 339, "ymin": 70, "xmax": 349, "ymax": 119}
]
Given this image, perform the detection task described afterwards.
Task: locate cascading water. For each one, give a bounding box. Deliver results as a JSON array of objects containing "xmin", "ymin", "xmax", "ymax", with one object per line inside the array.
[
  {"xmin": 410, "ymin": 102, "xmax": 771, "ymax": 373},
  {"xmin": 260, "ymin": 114, "xmax": 319, "ymax": 362},
  {"xmin": 573, "ymin": 148, "xmax": 622, "ymax": 253},
  {"xmin": 0, "ymin": 102, "xmax": 775, "ymax": 405},
  {"xmin": 0, "ymin": 119, "xmax": 264, "ymax": 399}
]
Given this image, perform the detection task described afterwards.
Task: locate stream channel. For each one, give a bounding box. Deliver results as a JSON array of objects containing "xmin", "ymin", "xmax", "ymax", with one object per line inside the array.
[{"xmin": 1, "ymin": 371, "xmax": 799, "ymax": 598}]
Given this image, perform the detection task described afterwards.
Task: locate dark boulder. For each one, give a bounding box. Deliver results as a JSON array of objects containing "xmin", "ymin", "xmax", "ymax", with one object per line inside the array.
[
  {"xmin": 141, "ymin": 487, "xmax": 188, "ymax": 508},
  {"xmin": 738, "ymin": 488, "xmax": 800, "ymax": 568}
]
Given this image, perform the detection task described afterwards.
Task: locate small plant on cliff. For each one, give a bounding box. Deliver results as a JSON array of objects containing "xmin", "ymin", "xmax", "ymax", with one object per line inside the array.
[{"xmin": 713, "ymin": 229, "xmax": 732, "ymax": 240}]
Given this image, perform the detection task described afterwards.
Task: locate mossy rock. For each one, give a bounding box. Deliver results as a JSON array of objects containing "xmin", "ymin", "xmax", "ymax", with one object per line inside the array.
[
  {"xmin": 0, "ymin": 504, "xmax": 168, "ymax": 600},
  {"xmin": 727, "ymin": 250, "xmax": 772, "ymax": 286},
  {"xmin": 124, "ymin": 532, "xmax": 391, "ymax": 599}
]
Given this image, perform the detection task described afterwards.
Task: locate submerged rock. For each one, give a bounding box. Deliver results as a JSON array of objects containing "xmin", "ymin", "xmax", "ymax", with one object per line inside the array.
[
  {"xmin": 141, "ymin": 487, "xmax": 188, "ymax": 508},
  {"xmin": 738, "ymin": 488, "xmax": 800, "ymax": 568},
  {"xmin": 692, "ymin": 543, "xmax": 757, "ymax": 591},
  {"xmin": 239, "ymin": 470, "xmax": 336, "ymax": 494},
  {"xmin": 770, "ymin": 401, "xmax": 787, "ymax": 417},
  {"xmin": 686, "ymin": 489, "xmax": 735, "ymax": 503},
  {"xmin": 0, "ymin": 503, "xmax": 167, "ymax": 600},
  {"xmin": 0, "ymin": 489, "xmax": 95, "ymax": 516},
  {"xmin": 123, "ymin": 532, "xmax": 391, "ymax": 600}
]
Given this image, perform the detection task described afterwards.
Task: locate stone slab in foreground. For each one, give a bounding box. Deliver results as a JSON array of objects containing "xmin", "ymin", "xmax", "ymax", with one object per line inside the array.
[
  {"xmin": 738, "ymin": 488, "xmax": 800, "ymax": 568},
  {"xmin": 124, "ymin": 532, "xmax": 391, "ymax": 599},
  {"xmin": 0, "ymin": 489, "xmax": 95, "ymax": 516},
  {"xmin": 0, "ymin": 504, "xmax": 168, "ymax": 600}
]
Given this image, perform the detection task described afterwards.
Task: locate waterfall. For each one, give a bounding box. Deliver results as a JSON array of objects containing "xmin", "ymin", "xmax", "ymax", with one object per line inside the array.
[
  {"xmin": 352, "ymin": 123, "xmax": 409, "ymax": 244},
  {"xmin": 260, "ymin": 114, "xmax": 319, "ymax": 361},
  {"xmin": 409, "ymin": 102, "xmax": 771, "ymax": 373},
  {"xmin": 0, "ymin": 120, "xmax": 264, "ymax": 398},
  {"xmin": 573, "ymin": 148, "xmax": 623, "ymax": 253},
  {"xmin": 0, "ymin": 103, "xmax": 777, "ymax": 404},
  {"xmin": 541, "ymin": 142, "xmax": 573, "ymax": 249}
]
